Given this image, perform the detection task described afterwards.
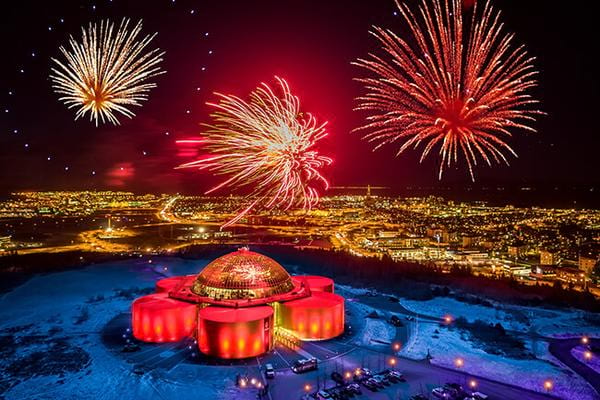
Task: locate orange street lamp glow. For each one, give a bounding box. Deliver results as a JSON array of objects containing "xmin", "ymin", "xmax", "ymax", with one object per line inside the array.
[
  {"xmin": 389, "ymin": 358, "xmax": 397, "ymax": 366},
  {"xmin": 345, "ymin": 371, "xmax": 352, "ymax": 379},
  {"xmin": 393, "ymin": 342, "xmax": 401, "ymax": 351},
  {"xmin": 454, "ymin": 357, "xmax": 464, "ymax": 368},
  {"xmin": 469, "ymin": 379, "xmax": 477, "ymax": 389},
  {"xmin": 544, "ymin": 380, "xmax": 553, "ymax": 391},
  {"xmin": 581, "ymin": 336, "xmax": 589, "ymax": 345},
  {"xmin": 584, "ymin": 351, "xmax": 593, "ymax": 361},
  {"xmin": 444, "ymin": 315, "xmax": 453, "ymax": 324}
]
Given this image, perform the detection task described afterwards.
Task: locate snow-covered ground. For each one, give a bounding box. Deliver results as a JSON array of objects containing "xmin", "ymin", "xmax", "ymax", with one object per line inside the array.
[
  {"xmin": 399, "ymin": 320, "xmax": 597, "ymax": 400},
  {"xmin": 1, "ymin": 258, "xmax": 599, "ymax": 400},
  {"xmin": 335, "ymin": 284, "xmax": 600, "ymax": 400},
  {"xmin": 571, "ymin": 346, "xmax": 600, "ymax": 375},
  {"xmin": 0, "ymin": 257, "xmax": 260, "ymax": 400}
]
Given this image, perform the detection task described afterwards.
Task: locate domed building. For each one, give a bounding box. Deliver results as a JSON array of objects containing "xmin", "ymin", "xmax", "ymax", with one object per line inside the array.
[
  {"xmin": 131, "ymin": 248, "xmax": 345, "ymax": 359},
  {"xmin": 191, "ymin": 250, "xmax": 295, "ymax": 300}
]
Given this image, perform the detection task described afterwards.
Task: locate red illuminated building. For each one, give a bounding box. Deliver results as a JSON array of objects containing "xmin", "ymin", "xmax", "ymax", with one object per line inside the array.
[{"xmin": 131, "ymin": 248, "xmax": 345, "ymax": 359}]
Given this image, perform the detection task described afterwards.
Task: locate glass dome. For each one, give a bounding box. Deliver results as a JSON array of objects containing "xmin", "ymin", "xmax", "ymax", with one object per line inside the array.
[{"xmin": 191, "ymin": 248, "xmax": 294, "ymax": 300}]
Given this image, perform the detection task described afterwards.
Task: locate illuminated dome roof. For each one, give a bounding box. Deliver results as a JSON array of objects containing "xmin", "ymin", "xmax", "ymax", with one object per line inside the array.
[{"xmin": 191, "ymin": 248, "xmax": 294, "ymax": 300}]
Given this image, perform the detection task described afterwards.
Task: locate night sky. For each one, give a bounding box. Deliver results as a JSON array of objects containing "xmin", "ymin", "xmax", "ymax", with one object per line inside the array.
[{"xmin": 0, "ymin": 0, "xmax": 598, "ymax": 195}]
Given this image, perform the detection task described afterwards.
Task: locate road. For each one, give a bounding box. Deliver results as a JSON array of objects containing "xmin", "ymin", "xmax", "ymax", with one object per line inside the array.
[
  {"xmin": 265, "ymin": 345, "xmax": 559, "ymax": 400},
  {"xmin": 548, "ymin": 337, "xmax": 600, "ymax": 395}
]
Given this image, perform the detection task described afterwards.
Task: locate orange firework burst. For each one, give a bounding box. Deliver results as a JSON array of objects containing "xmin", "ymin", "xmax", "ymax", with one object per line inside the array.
[
  {"xmin": 178, "ymin": 77, "xmax": 332, "ymax": 228},
  {"xmin": 50, "ymin": 19, "xmax": 165, "ymax": 126},
  {"xmin": 354, "ymin": 0, "xmax": 543, "ymax": 180}
]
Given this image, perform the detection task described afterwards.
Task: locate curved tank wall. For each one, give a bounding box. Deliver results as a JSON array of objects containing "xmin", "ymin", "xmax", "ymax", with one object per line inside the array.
[
  {"xmin": 198, "ymin": 305, "xmax": 274, "ymax": 359},
  {"xmin": 291, "ymin": 275, "xmax": 334, "ymax": 293},
  {"xmin": 132, "ymin": 293, "xmax": 197, "ymax": 342},
  {"xmin": 278, "ymin": 291, "xmax": 344, "ymax": 340}
]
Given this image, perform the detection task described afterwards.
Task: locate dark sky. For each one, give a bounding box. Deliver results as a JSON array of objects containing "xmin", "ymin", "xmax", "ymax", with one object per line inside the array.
[{"xmin": 0, "ymin": 0, "xmax": 598, "ymax": 195}]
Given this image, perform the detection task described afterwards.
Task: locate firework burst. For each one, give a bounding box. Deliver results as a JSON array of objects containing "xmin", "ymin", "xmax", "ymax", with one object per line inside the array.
[
  {"xmin": 50, "ymin": 19, "xmax": 165, "ymax": 126},
  {"xmin": 178, "ymin": 77, "xmax": 332, "ymax": 228},
  {"xmin": 354, "ymin": 0, "xmax": 543, "ymax": 180}
]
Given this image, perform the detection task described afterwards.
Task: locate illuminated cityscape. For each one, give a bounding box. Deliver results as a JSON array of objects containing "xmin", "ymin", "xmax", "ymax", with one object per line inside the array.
[
  {"xmin": 2, "ymin": 191, "xmax": 599, "ymax": 292},
  {"xmin": 1, "ymin": 0, "xmax": 598, "ymax": 400}
]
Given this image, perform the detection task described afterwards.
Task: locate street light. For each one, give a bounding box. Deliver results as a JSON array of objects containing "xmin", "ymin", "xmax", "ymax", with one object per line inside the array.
[
  {"xmin": 444, "ymin": 315, "xmax": 453, "ymax": 325},
  {"xmin": 469, "ymin": 379, "xmax": 477, "ymax": 389},
  {"xmin": 544, "ymin": 380, "xmax": 553, "ymax": 392},
  {"xmin": 584, "ymin": 351, "xmax": 593, "ymax": 361},
  {"xmin": 344, "ymin": 371, "xmax": 352, "ymax": 379},
  {"xmin": 454, "ymin": 357, "xmax": 464, "ymax": 368},
  {"xmin": 389, "ymin": 358, "xmax": 397, "ymax": 366},
  {"xmin": 392, "ymin": 342, "xmax": 401, "ymax": 351},
  {"xmin": 581, "ymin": 336, "xmax": 589, "ymax": 345},
  {"xmin": 304, "ymin": 384, "xmax": 311, "ymax": 392}
]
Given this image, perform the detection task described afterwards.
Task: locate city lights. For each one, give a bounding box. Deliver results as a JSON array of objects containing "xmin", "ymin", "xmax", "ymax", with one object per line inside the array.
[
  {"xmin": 544, "ymin": 379, "xmax": 554, "ymax": 391},
  {"xmin": 454, "ymin": 357, "xmax": 464, "ymax": 368}
]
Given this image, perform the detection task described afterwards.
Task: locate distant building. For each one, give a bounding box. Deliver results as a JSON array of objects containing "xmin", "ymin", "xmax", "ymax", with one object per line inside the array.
[
  {"xmin": 579, "ymin": 253, "xmax": 599, "ymax": 275},
  {"xmin": 557, "ymin": 266, "xmax": 587, "ymax": 285},
  {"xmin": 0, "ymin": 235, "xmax": 11, "ymax": 250},
  {"xmin": 508, "ymin": 243, "xmax": 526, "ymax": 259},
  {"xmin": 502, "ymin": 263, "xmax": 531, "ymax": 276},
  {"xmin": 540, "ymin": 250, "xmax": 560, "ymax": 266},
  {"xmin": 462, "ymin": 235, "xmax": 479, "ymax": 248},
  {"xmin": 442, "ymin": 231, "xmax": 459, "ymax": 244},
  {"xmin": 531, "ymin": 265, "xmax": 557, "ymax": 280}
]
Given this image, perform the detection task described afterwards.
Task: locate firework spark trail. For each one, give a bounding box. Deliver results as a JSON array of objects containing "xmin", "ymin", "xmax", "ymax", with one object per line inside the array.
[
  {"xmin": 178, "ymin": 77, "xmax": 332, "ymax": 228},
  {"xmin": 50, "ymin": 19, "xmax": 165, "ymax": 126},
  {"xmin": 354, "ymin": 0, "xmax": 543, "ymax": 180}
]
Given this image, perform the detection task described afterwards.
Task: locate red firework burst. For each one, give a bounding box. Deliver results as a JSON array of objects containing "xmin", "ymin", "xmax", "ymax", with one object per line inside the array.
[
  {"xmin": 178, "ymin": 77, "xmax": 332, "ymax": 228},
  {"xmin": 354, "ymin": 0, "xmax": 543, "ymax": 180}
]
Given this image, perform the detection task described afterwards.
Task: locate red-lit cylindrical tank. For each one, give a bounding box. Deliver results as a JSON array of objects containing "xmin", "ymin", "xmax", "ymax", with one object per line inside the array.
[
  {"xmin": 292, "ymin": 275, "xmax": 335, "ymax": 293},
  {"xmin": 132, "ymin": 293, "xmax": 197, "ymax": 343},
  {"xmin": 198, "ymin": 306, "xmax": 274, "ymax": 359},
  {"xmin": 155, "ymin": 276, "xmax": 186, "ymax": 293},
  {"xmin": 279, "ymin": 291, "xmax": 344, "ymax": 340}
]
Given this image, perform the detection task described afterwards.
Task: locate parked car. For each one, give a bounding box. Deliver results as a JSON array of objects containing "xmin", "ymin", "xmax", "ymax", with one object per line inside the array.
[
  {"xmin": 390, "ymin": 315, "xmax": 404, "ymax": 327},
  {"xmin": 470, "ymin": 392, "xmax": 489, "ymax": 400},
  {"xmin": 362, "ymin": 378, "xmax": 378, "ymax": 391},
  {"xmin": 345, "ymin": 383, "xmax": 362, "ymax": 395},
  {"xmin": 315, "ymin": 390, "xmax": 331, "ymax": 399},
  {"xmin": 432, "ymin": 387, "xmax": 452, "ymax": 399},
  {"xmin": 386, "ymin": 370, "xmax": 404, "ymax": 382},
  {"xmin": 328, "ymin": 387, "xmax": 349, "ymax": 400},
  {"xmin": 122, "ymin": 343, "xmax": 140, "ymax": 352},
  {"xmin": 331, "ymin": 371, "xmax": 344, "ymax": 385},
  {"xmin": 291, "ymin": 358, "xmax": 318, "ymax": 374},
  {"xmin": 264, "ymin": 363, "xmax": 275, "ymax": 379},
  {"xmin": 372, "ymin": 374, "xmax": 390, "ymax": 386}
]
